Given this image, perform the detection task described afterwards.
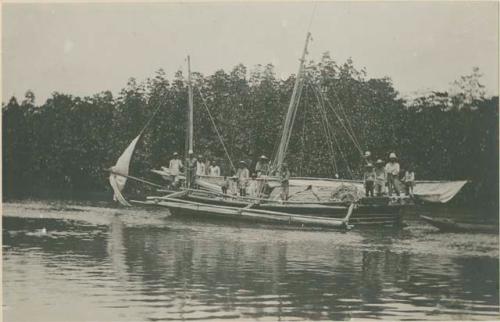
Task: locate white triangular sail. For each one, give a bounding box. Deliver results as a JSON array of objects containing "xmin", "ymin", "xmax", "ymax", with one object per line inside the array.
[{"xmin": 109, "ymin": 135, "xmax": 141, "ymax": 206}]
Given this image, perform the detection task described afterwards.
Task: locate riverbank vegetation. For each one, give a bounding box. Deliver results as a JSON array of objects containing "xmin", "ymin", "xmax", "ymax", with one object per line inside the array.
[{"xmin": 3, "ymin": 55, "xmax": 498, "ymax": 211}]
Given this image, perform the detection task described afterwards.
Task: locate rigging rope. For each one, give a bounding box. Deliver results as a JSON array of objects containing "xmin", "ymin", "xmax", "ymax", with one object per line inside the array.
[
  {"xmin": 326, "ymin": 88, "xmax": 364, "ymax": 155},
  {"xmin": 196, "ymin": 87, "xmax": 237, "ymax": 174},
  {"xmin": 313, "ymin": 83, "xmax": 364, "ymax": 156},
  {"xmin": 309, "ymin": 81, "xmax": 355, "ymax": 178}
]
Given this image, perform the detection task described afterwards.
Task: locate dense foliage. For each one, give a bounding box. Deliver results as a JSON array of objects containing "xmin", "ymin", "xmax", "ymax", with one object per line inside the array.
[{"xmin": 3, "ymin": 56, "xmax": 498, "ymax": 210}]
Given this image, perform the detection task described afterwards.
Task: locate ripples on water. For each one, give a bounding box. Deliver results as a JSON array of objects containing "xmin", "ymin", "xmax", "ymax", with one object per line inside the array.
[{"xmin": 3, "ymin": 200, "xmax": 499, "ymax": 321}]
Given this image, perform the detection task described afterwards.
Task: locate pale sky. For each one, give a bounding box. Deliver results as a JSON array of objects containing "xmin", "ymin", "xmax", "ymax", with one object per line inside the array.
[{"xmin": 3, "ymin": 1, "xmax": 499, "ymax": 104}]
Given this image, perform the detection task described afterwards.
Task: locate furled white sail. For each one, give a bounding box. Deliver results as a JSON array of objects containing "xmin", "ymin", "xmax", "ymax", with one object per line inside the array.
[{"xmin": 109, "ymin": 135, "xmax": 141, "ymax": 206}]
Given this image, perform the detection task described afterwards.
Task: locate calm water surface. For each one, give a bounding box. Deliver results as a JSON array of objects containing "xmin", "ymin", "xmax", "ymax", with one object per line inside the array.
[{"xmin": 3, "ymin": 200, "xmax": 499, "ymax": 321}]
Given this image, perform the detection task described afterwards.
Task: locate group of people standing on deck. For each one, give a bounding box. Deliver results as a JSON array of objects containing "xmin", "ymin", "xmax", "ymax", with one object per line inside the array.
[
  {"xmin": 168, "ymin": 149, "xmax": 414, "ymax": 201},
  {"xmin": 166, "ymin": 152, "xmax": 291, "ymax": 200},
  {"xmin": 222, "ymin": 155, "xmax": 290, "ymax": 201},
  {"xmin": 362, "ymin": 151, "xmax": 415, "ymax": 198}
]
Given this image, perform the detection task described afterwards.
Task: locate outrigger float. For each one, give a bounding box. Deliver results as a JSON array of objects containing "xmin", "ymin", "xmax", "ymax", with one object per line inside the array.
[{"xmin": 108, "ymin": 33, "xmax": 467, "ymax": 230}]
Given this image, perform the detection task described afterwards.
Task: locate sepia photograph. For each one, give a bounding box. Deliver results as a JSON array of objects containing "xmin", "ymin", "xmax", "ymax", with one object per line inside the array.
[{"xmin": 2, "ymin": 1, "xmax": 499, "ymax": 321}]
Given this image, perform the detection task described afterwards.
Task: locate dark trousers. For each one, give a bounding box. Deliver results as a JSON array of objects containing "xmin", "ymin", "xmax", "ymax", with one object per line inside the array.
[
  {"xmin": 387, "ymin": 174, "xmax": 400, "ymax": 196},
  {"xmin": 365, "ymin": 181, "xmax": 374, "ymax": 197}
]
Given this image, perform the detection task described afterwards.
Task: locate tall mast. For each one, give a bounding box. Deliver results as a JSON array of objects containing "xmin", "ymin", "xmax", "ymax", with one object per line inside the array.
[
  {"xmin": 273, "ymin": 32, "xmax": 312, "ymax": 172},
  {"xmin": 187, "ymin": 55, "xmax": 194, "ymax": 153}
]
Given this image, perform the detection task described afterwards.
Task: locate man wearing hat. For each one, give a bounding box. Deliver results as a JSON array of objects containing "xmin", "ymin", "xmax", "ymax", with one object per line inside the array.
[
  {"xmin": 374, "ymin": 159, "xmax": 386, "ymax": 196},
  {"xmin": 236, "ymin": 161, "xmax": 249, "ymax": 196},
  {"xmin": 363, "ymin": 163, "xmax": 375, "ymax": 197},
  {"xmin": 255, "ymin": 155, "xmax": 269, "ymax": 177},
  {"xmin": 168, "ymin": 152, "xmax": 183, "ymax": 188},
  {"xmin": 385, "ymin": 152, "xmax": 400, "ymax": 196}
]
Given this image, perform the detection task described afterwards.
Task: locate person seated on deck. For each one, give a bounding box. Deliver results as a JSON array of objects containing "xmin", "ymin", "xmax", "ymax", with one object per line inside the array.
[
  {"xmin": 402, "ymin": 165, "xmax": 415, "ymax": 197},
  {"xmin": 363, "ymin": 163, "xmax": 375, "ymax": 197},
  {"xmin": 255, "ymin": 155, "xmax": 269, "ymax": 177},
  {"xmin": 280, "ymin": 163, "xmax": 291, "ymax": 201},
  {"xmin": 168, "ymin": 152, "xmax": 183, "ymax": 189},
  {"xmin": 385, "ymin": 153, "xmax": 401, "ymax": 196},
  {"xmin": 236, "ymin": 161, "xmax": 249, "ymax": 196},
  {"xmin": 374, "ymin": 159, "xmax": 386, "ymax": 196},
  {"xmin": 247, "ymin": 173, "xmax": 259, "ymax": 197},
  {"xmin": 209, "ymin": 160, "xmax": 220, "ymax": 177},
  {"xmin": 196, "ymin": 155, "xmax": 206, "ymax": 176}
]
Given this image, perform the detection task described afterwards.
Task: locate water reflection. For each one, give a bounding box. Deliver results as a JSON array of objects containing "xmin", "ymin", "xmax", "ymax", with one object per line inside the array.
[{"xmin": 3, "ymin": 201, "xmax": 499, "ymax": 321}]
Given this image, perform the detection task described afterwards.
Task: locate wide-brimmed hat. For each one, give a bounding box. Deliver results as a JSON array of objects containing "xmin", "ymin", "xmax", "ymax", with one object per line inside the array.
[
  {"xmin": 376, "ymin": 159, "xmax": 384, "ymax": 165},
  {"xmin": 365, "ymin": 163, "xmax": 374, "ymax": 168},
  {"xmin": 260, "ymin": 155, "xmax": 268, "ymax": 160},
  {"xmin": 173, "ymin": 152, "xmax": 179, "ymax": 156},
  {"xmin": 198, "ymin": 154, "xmax": 203, "ymax": 159},
  {"xmin": 364, "ymin": 151, "xmax": 371, "ymax": 157},
  {"xmin": 389, "ymin": 152, "xmax": 397, "ymax": 159},
  {"xmin": 239, "ymin": 160, "xmax": 247, "ymax": 165}
]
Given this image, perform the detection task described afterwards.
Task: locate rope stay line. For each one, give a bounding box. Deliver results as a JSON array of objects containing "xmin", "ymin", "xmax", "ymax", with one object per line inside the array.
[
  {"xmin": 327, "ymin": 88, "xmax": 364, "ymax": 154},
  {"xmin": 320, "ymin": 86, "xmax": 364, "ymax": 156},
  {"xmin": 196, "ymin": 87, "xmax": 237, "ymax": 174},
  {"xmin": 307, "ymin": 82, "xmax": 338, "ymax": 176},
  {"xmin": 308, "ymin": 81, "xmax": 354, "ymax": 178},
  {"xmin": 308, "ymin": 80, "xmax": 358, "ymax": 178},
  {"xmin": 312, "ymin": 82, "xmax": 364, "ymax": 156}
]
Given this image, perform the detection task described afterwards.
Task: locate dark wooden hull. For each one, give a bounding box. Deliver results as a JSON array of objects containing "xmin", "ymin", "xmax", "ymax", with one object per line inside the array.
[
  {"xmin": 420, "ymin": 216, "xmax": 498, "ymax": 234},
  {"xmin": 181, "ymin": 193, "xmax": 403, "ymax": 226}
]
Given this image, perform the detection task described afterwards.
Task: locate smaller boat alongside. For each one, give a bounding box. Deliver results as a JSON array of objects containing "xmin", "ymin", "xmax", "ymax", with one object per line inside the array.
[
  {"xmin": 132, "ymin": 191, "xmax": 356, "ymax": 230},
  {"xmin": 420, "ymin": 215, "xmax": 498, "ymax": 234}
]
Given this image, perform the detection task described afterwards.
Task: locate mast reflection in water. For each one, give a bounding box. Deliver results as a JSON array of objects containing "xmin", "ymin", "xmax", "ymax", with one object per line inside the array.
[{"xmin": 3, "ymin": 200, "xmax": 499, "ymax": 321}]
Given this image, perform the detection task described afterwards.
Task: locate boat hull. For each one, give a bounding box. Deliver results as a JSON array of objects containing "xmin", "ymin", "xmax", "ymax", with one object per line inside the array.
[
  {"xmin": 420, "ymin": 215, "xmax": 498, "ymax": 234},
  {"xmin": 134, "ymin": 198, "xmax": 350, "ymax": 229}
]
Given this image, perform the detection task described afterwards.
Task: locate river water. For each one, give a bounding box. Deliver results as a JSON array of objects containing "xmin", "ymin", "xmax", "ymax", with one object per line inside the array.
[{"xmin": 3, "ymin": 200, "xmax": 499, "ymax": 321}]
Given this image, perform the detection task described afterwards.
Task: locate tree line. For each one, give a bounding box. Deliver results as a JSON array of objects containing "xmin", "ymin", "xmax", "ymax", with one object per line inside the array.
[{"xmin": 3, "ymin": 55, "xmax": 498, "ymax": 211}]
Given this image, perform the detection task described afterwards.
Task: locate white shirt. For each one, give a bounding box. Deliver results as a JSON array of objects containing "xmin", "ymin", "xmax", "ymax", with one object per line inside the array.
[
  {"xmin": 385, "ymin": 162, "xmax": 400, "ymax": 176},
  {"xmin": 209, "ymin": 165, "xmax": 220, "ymax": 176},
  {"xmin": 196, "ymin": 161, "xmax": 206, "ymax": 176},
  {"xmin": 169, "ymin": 159, "xmax": 183, "ymax": 176}
]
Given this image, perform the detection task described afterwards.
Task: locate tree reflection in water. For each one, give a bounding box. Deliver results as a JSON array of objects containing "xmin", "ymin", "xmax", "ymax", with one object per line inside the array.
[{"xmin": 3, "ymin": 201, "xmax": 499, "ymax": 321}]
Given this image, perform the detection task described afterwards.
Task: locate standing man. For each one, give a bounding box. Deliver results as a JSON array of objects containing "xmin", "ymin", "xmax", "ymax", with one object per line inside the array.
[
  {"xmin": 236, "ymin": 161, "xmax": 249, "ymax": 196},
  {"xmin": 385, "ymin": 152, "xmax": 400, "ymax": 196},
  {"xmin": 255, "ymin": 155, "xmax": 269, "ymax": 177},
  {"xmin": 280, "ymin": 163, "xmax": 291, "ymax": 201},
  {"xmin": 363, "ymin": 163, "xmax": 375, "ymax": 197},
  {"xmin": 169, "ymin": 152, "xmax": 183, "ymax": 189},
  {"xmin": 196, "ymin": 154, "xmax": 206, "ymax": 176},
  {"xmin": 374, "ymin": 159, "xmax": 386, "ymax": 196},
  {"xmin": 186, "ymin": 151, "xmax": 197, "ymax": 188},
  {"xmin": 209, "ymin": 160, "xmax": 221, "ymax": 176}
]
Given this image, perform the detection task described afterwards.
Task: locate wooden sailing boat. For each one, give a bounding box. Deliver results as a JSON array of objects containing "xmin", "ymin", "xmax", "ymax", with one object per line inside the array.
[{"xmin": 109, "ymin": 34, "xmax": 467, "ymax": 228}]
